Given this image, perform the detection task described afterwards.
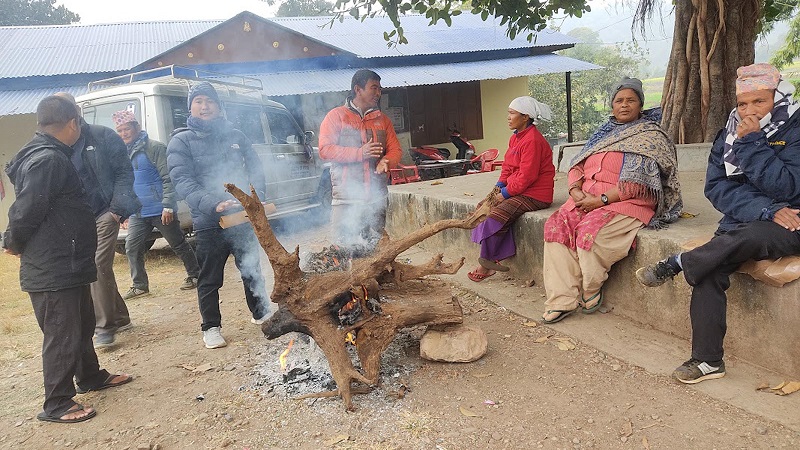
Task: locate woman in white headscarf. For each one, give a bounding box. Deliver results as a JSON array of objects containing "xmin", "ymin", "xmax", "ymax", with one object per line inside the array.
[{"xmin": 468, "ymin": 96, "xmax": 556, "ymax": 282}]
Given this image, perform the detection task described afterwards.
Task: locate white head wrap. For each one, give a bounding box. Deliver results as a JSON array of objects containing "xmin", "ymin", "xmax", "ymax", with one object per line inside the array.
[{"xmin": 508, "ymin": 96, "xmax": 552, "ymax": 123}]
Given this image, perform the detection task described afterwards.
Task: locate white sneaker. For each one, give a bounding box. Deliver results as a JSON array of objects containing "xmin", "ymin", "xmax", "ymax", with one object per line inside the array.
[{"xmin": 202, "ymin": 327, "xmax": 227, "ymax": 349}]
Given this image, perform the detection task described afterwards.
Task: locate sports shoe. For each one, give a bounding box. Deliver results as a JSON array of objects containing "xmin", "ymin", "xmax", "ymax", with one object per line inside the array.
[
  {"xmin": 93, "ymin": 332, "xmax": 115, "ymax": 349},
  {"xmin": 117, "ymin": 321, "xmax": 133, "ymax": 333},
  {"xmin": 203, "ymin": 327, "xmax": 227, "ymax": 349},
  {"xmin": 123, "ymin": 287, "xmax": 149, "ymax": 300},
  {"xmin": 636, "ymin": 256, "xmax": 680, "ymax": 287},
  {"xmin": 673, "ymin": 358, "xmax": 726, "ymax": 384},
  {"xmin": 180, "ymin": 277, "xmax": 198, "ymax": 290}
]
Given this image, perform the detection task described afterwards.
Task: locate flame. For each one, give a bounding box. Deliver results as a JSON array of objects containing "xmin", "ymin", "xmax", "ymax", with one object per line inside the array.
[
  {"xmin": 279, "ymin": 338, "xmax": 294, "ymax": 371},
  {"xmin": 345, "ymin": 331, "xmax": 356, "ymax": 346},
  {"xmin": 333, "ymin": 256, "xmax": 340, "ymax": 267}
]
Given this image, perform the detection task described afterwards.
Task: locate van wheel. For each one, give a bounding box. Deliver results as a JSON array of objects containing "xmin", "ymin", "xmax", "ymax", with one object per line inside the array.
[
  {"xmin": 311, "ymin": 171, "xmax": 332, "ymax": 225},
  {"xmin": 114, "ymin": 239, "xmax": 155, "ymax": 255}
]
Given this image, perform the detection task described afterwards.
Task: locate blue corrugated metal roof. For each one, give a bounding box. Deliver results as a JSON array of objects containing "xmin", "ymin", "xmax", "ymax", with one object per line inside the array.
[
  {"xmin": 0, "ymin": 12, "xmax": 575, "ymax": 79},
  {"xmin": 269, "ymin": 14, "xmax": 577, "ymax": 58},
  {"xmin": 0, "ymin": 85, "xmax": 87, "ymax": 116},
  {"xmin": 249, "ymin": 54, "xmax": 599, "ymax": 96},
  {"xmin": 0, "ymin": 54, "xmax": 599, "ymax": 116},
  {"xmin": 0, "ymin": 21, "xmax": 219, "ymax": 79}
]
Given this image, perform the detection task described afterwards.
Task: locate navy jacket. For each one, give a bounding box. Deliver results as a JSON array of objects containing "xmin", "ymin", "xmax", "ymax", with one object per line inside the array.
[
  {"xmin": 77, "ymin": 120, "xmax": 141, "ymax": 220},
  {"xmin": 4, "ymin": 133, "xmax": 98, "ymax": 292},
  {"xmin": 705, "ymin": 110, "xmax": 800, "ymax": 231},
  {"xmin": 166, "ymin": 121, "xmax": 267, "ymax": 231}
]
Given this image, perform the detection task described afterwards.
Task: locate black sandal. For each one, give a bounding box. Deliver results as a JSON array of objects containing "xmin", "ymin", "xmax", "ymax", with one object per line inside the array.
[
  {"xmin": 37, "ymin": 404, "xmax": 96, "ymax": 424},
  {"xmin": 542, "ymin": 309, "xmax": 575, "ymax": 324}
]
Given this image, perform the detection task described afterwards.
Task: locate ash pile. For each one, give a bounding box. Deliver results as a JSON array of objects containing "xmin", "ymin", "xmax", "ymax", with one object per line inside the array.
[{"xmin": 250, "ymin": 330, "xmax": 422, "ymax": 400}]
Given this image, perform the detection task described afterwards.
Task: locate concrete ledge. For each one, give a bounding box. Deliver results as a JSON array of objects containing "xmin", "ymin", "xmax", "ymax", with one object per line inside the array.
[{"xmin": 387, "ymin": 171, "xmax": 800, "ymax": 377}]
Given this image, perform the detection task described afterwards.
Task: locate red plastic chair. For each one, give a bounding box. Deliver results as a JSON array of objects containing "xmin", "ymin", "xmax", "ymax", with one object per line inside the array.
[
  {"xmin": 389, "ymin": 164, "xmax": 421, "ymax": 184},
  {"xmin": 467, "ymin": 148, "xmax": 499, "ymax": 174}
]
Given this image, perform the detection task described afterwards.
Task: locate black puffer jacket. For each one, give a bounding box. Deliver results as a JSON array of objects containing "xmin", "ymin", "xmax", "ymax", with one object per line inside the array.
[
  {"xmin": 78, "ymin": 120, "xmax": 140, "ymax": 219},
  {"xmin": 167, "ymin": 120, "xmax": 266, "ymax": 232},
  {"xmin": 3, "ymin": 132, "xmax": 98, "ymax": 292}
]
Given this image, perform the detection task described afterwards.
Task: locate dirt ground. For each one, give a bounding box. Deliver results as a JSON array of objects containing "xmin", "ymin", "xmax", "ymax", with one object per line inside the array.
[{"xmin": 1, "ymin": 223, "xmax": 799, "ymax": 450}]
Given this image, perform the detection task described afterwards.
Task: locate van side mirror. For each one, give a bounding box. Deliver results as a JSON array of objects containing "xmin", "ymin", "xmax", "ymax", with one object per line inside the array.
[{"xmin": 304, "ymin": 130, "xmax": 315, "ymax": 144}]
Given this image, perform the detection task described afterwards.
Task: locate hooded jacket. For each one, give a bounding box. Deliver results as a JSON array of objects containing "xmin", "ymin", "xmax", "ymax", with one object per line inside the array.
[
  {"xmin": 705, "ymin": 110, "xmax": 800, "ymax": 231},
  {"xmin": 3, "ymin": 132, "xmax": 98, "ymax": 292},
  {"xmin": 167, "ymin": 120, "xmax": 267, "ymax": 232},
  {"xmin": 129, "ymin": 135, "xmax": 177, "ymax": 217},
  {"xmin": 318, "ymin": 102, "xmax": 402, "ymax": 203},
  {"xmin": 76, "ymin": 120, "xmax": 140, "ymax": 220}
]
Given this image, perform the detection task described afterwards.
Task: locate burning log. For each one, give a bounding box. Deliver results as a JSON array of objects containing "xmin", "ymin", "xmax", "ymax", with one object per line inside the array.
[{"xmin": 225, "ymin": 183, "xmax": 495, "ymax": 410}]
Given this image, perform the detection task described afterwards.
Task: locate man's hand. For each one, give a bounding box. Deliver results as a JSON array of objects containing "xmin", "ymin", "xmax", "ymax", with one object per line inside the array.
[
  {"xmin": 737, "ymin": 115, "xmax": 762, "ymax": 138},
  {"xmin": 375, "ymin": 158, "xmax": 389, "ymax": 174},
  {"xmin": 3, "ymin": 248, "xmax": 20, "ymax": 257},
  {"xmin": 120, "ymin": 219, "xmax": 129, "ymax": 230},
  {"xmin": 162, "ymin": 209, "xmax": 174, "ymax": 225},
  {"xmin": 773, "ymin": 207, "xmax": 800, "ymax": 231},
  {"xmin": 216, "ymin": 199, "xmax": 239, "ymax": 213},
  {"xmin": 574, "ymin": 193, "xmax": 604, "ymax": 213},
  {"xmin": 361, "ymin": 139, "xmax": 384, "ymax": 159}
]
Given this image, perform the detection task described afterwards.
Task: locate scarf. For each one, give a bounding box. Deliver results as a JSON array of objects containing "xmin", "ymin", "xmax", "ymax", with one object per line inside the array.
[
  {"xmin": 127, "ymin": 130, "xmax": 148, "ymax": 154},
  {"xmin": 570, "ymin": 108, "xmax": 683, "ymax": 228},
  {"xmin": 723, "ymin": 78, "xmax": 800, "ymax": 177}
]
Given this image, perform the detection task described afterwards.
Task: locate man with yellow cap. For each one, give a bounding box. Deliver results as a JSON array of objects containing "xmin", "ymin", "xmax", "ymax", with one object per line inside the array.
[{"xmin": 635, "ymin": 63, "xmax": 800, "ymax": 384}]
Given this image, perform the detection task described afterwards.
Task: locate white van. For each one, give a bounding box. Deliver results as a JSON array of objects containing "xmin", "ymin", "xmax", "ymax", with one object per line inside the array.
[{"xmin": 76, "ymin": 66, "xmax": 331, "ymax": 253}]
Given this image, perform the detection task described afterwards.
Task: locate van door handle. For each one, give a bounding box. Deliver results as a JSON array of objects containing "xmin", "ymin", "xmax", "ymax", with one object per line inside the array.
[{"xmin": 275, "ymin": 154, "xmax": 286, "ymax": 159}]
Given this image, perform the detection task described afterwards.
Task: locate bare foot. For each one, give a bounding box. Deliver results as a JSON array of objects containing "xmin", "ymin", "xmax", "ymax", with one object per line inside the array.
[{"xmin": 61, "ymin": 404, "xmax": 95, "ymax": 421}]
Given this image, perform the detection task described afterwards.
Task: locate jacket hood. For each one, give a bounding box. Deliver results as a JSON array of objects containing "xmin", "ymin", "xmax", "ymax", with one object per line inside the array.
[{"xmin": 5, "ymin": 132, "xmax": 70, "ymax": 184}]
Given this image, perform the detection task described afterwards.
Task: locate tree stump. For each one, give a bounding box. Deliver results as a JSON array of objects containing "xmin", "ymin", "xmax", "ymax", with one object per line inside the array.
[{"xmin": 225, "ymin": 184, "xmax": 497, "ymax": 410}]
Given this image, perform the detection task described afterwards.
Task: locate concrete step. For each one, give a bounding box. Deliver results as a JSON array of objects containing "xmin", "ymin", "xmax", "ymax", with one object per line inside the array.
[{"xmin": 387, "ymin": 171, "xmax": 800, "ymax": 378}]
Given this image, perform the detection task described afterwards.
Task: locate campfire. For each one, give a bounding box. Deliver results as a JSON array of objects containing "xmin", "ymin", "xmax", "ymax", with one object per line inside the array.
[{"xmin": 225, "ymin": 183, "xmax": 492, "ymax": 409}]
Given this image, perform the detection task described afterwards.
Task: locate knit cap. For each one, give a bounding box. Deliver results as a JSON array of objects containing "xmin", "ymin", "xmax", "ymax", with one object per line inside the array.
[
  {"xmin": 188, "ymin": 82, "xmax": 221, "ymax": 110},
  {"xmin": 610, "ymin": 77, "xmax": 645, "ymax": 106}
]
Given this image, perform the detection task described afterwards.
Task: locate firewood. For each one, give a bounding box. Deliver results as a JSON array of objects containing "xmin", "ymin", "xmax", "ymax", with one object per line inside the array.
[{"xmin": 225, "ymin": 183, "xmax": 490, "ymax": 410}]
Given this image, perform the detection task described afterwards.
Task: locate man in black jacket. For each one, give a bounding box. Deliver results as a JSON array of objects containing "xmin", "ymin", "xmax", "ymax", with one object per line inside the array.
[
  {"xmin": 56, "ymin": 93, "xmax": 140, "ymax": 349},
  {"xmin": 3, "ymin": 96, "xmax": 132, "ymax": 424}
]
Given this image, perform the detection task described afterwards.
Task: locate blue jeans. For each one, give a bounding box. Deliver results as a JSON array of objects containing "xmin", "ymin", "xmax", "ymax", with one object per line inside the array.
[
  {"xmin": 194, "ymin": 225, "xmax": 271, "ymax": 331},
  {"xmin": 125, "ymin": 215, "xmax": 199, "ymax": 290}
]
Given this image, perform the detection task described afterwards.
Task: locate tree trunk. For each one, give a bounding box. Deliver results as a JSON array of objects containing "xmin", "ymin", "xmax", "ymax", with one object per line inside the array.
[
  {"xmin": 225, "ymin": 184, "xmax": 497, "ymax": 410},
  {"xmin": 661, "ymin": 0, "xmax": 760, "ymax": 143}
]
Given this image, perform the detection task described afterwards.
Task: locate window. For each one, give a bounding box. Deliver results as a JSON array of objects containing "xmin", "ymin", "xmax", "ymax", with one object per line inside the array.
[
  {"xmin": 226, "ymin": 104, "xmax": 266, "ymax": 144},
  {"xmin": 82, "ymin": 99, "xmax": 142, "ymax": 130},
  {"xmin": 167, "ymin": 95, "xmax": 189, "ymax": 131},
  {"xmin": 265, "ymin": 108, "xmax": 303, "ymax": 146}
]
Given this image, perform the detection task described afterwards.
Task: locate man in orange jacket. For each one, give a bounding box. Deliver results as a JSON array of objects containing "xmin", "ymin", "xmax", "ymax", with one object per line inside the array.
[{"xmin": 319, "ymin": 69, "xmax": 402, "ymax": 255}]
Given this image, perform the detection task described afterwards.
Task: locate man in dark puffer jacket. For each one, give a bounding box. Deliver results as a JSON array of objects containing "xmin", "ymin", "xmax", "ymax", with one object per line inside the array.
[
  {"xmin": 167, "ymin": 82, "xmax": 271, "ymax": 349},
  {"xmin": 3, "ymin": 95, "xmax": 132, "ymax": 424}
]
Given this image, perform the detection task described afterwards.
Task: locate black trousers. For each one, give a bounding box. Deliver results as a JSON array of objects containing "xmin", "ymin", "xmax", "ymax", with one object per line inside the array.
[
  {"xmin": 194, "ymin": 225, "xmax": 270, "ymax": 331},
  {"xmin": 681, "ymin": 221, "xmax": 800, "ymax": 362},
  {"xmin": 30, "ymin": 285, "xmax": 110, "ymax": 417}
]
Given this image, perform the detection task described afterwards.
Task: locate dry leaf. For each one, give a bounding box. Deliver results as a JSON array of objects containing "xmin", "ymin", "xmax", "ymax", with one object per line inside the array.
[
  {"xmin": 621, "ymin": 420, "xmax": 633, "ymax": 437},
  {"xmin": 642, "ymin": 436, "xmax": 651, "ymax": 450},
  {"xmin": 534, "ymin": 334, "xmax": 552, "ymax": 343},
  {"xmin": 756, "ymin": 381, "xmax": 771, "ymax": 391},
  {"xmin": 459, "ymin": 406, "xmax": 481, "ymax": 417},
  {"xmin": 180, "ymin": 364, "xmax": 195, "ymax": 371},
  {"xmin": 463, "ymin": 192, "xmax": 474, "ymax": 196},
  {"xmin": 192, "ymin": 363, "xmax": 213, "ymax": 373},
  {"xmin": 324, "ymin": 434, "xmax": 349, "ymax": 446},
  {"xmin": 771, "ymin": 381, "xmax": 787, "ymax": 390},
  {"xmin": 779, "ymin": 381, "xmax": 800, "ymax": 395},
  {"xmin": 679, "ymin": 211, "xmax": 698, "ymax": 218},
  {"xmin": 430, "ymin": 180, "xmax": 444, "ymax": 185},
  {"xmin": 556, "ymin": 341, "xmax": 575, "ymax": 351},
  {"xmin": 522, "ymin": 321, "xmax": 538, "ymax": 328},
  {"xmin": 472, "ymin": 373, "xmax": 492, "ymax": 379}
]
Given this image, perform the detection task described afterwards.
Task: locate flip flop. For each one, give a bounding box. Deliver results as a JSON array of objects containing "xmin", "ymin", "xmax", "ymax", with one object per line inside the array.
[
  {"xmin": 467, "ymin": 270, "xmax": 495, "ymax": 282},
  {"xmin": 581, "ymin": 290, "xmax": 604, "ymax": 314},
  {"xmin": 478, "ymin": 257, "xmax": 510, "ymax": 272},
  {"xmin": 541, "ymin": 309, "xmax": 576, "ymax": 324},
  {"xmin": 37, "ymin": 404, "xmax": 96, "ymax": 424},
  {"xmin": 76, "ymin": 373, "xmax": 134, "ymax": 394}
]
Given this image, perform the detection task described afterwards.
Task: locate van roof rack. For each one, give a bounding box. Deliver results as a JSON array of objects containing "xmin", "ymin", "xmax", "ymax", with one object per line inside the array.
[{"xmin": 87, "ymin": 65, "xmax": 263, "ymax": 93}]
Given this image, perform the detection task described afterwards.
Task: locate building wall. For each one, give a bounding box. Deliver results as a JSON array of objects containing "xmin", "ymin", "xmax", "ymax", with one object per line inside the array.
[{"xmin": 0, "ymin": 113, "xmax": 36, "ymax": 231}]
